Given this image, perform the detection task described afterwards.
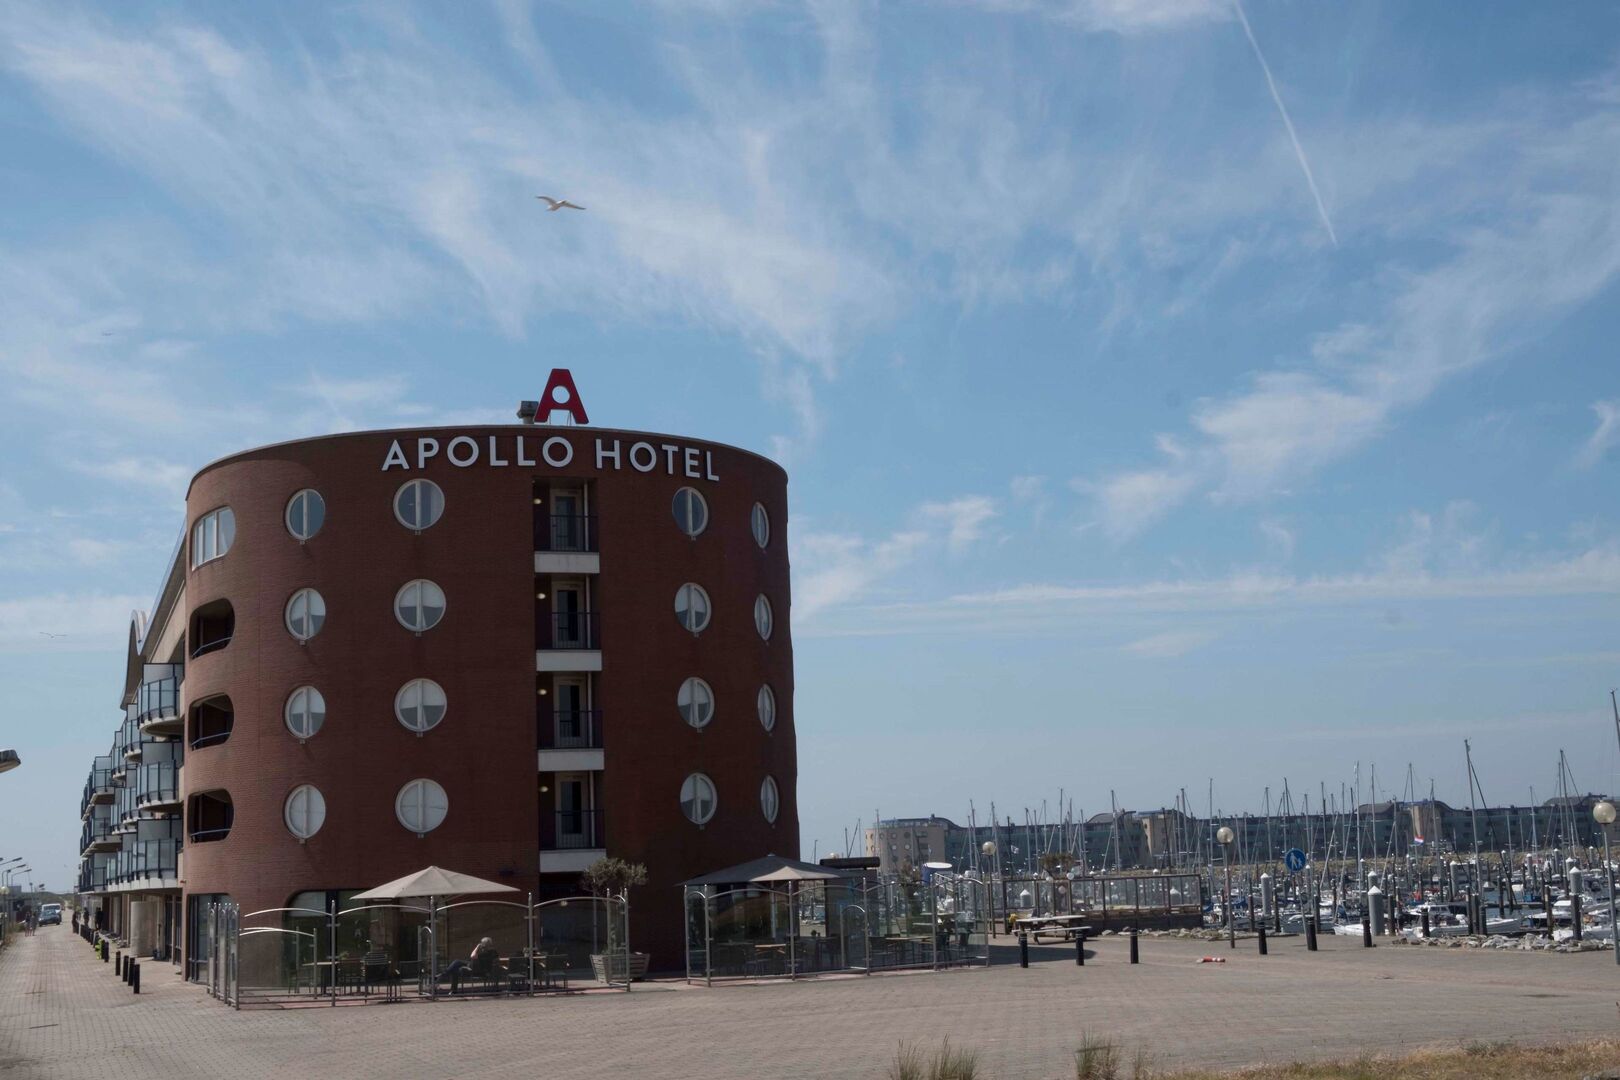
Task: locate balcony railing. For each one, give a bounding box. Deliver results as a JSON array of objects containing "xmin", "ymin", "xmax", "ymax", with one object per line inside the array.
[
  {"xmin": 80, "ymin": 820, "xmax": 117, "ymax": 853},
  {"xmin": 137, "ymin": 674, "xmax": 182, "ymax": 727},
  {"xmin": 540, "ymin": 709, "xmax": 603, "ymax": 750},
  {"xmin": 546, "ymin": 809, "xmax": 605, "ymax": 850},
  {"xmin": 110, "ymin": 839, "xmax": 181, "ymax": 884},
  {"xmin": 540, "ymin": 611, "xmax": 599, "ymax": 650},
  {"xmin": 190, "ymin": 633, "xmax": 232, "ymax": 659},
  {"xmin": 134, "ymin": 762, "xmax": 181, "ymax": 809},
  {"xmin": 541, "ymin": 513, "xmax": 598, "ymax": 553}
]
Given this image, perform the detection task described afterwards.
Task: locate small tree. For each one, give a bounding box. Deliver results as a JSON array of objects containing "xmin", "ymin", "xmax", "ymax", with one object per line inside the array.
[{"xmin": 580, "ymin": 857, "xmax": 648, "ymax": 899}]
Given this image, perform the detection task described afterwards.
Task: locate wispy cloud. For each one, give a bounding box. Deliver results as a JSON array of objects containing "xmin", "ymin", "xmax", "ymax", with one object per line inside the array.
[
  {"xmin": 1232, "ymin": 0, "xmax": 1337, "ymax": 247},
  {"xmin": 1121, "ymin": 628, "xmax": 1215, "ymax": 657},
  {"xmin": 1576, "ymin": 399, "xmax": 1620, "ymax": 468},
  {"xmin": 920, "ymin": 496, "xmax": 998, "ymax": 554},
  {"xmin": 1090, "ymin": 81, "xmax": 1620, "ymax": 537}
]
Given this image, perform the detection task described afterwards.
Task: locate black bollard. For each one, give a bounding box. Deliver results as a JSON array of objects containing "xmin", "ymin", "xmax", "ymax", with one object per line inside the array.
[
  {"xmin": 1361, "ymin": 913, "xmax": 1373, "ymax": 948},
  {"xmin": 123, "ymin": 956, "xmax": 131, "ymax": 985},
  {"xmin": 1421, "ymin": 908, "xmax": 1430, "ymax": 939},
  {"xmin": 101, "ymin": 939, "xmax": 109, "ymax": 962},
  {"xmin": 1544, "ymin": 889, "xmax": 1554, "ymax": 939},
  {"xmin": 1018, "ymin": 931, "xmax": 1029, "ymax": 969},
  {"xmin": 1572, "ymin": 893, "xmax": 1583, "ymax": 942},
  {"xmin": 1257, "ymin": 922, "xmax": 1267, "ymax": 955},
  {"xmin": 1129, "ymin": 927, "xmax": 1139, "ymax": 964},
  {"xmin": 1076, "ymin": 931, "xmax": 1085, "ymax": 966},
  {"xmin": 1305, "ymin": 915, "xmax": 1318, "ymax": 951},
  {"xmin": 132, "ymin": 960, "xmax": 140, "ymax": 995}
]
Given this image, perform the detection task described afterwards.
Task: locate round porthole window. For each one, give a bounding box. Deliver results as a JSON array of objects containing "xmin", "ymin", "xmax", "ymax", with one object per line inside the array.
[
  {"xmin": 394, "ymin": 479, "xmax": 444, "ymax": 531},
  {"xmin": 754, "ymin": 594, "xmax": 773, "ymax": 641},
  {"xmin": 285, "ymin": 489, "xmax": 325, "ymax": 541},
  {"xmin": 285, "ymin": 589, "xmax": 326, "ymax": 642},
  {"xmin": 672, "ymin": 487, "xmax": 708, "ymax": 537},
  {"xmin": 674, "ymin": 583, "xmax": 711, "ymax": 634},
  {"xmin": 751, "ymin": 503, "xmax": 770, "ymax": 549},
  {"xmin": 395, "ymin": 679, "xmax": 447, "ymax": 733},
  {"xmin": 757, "ymin": 684, "xmax": 776, "ymax": 732},
  {"xmin": 284, "ymin": 784, "xmax": 327, "ymax": 840},
  {"xmin": 680, "ymin": 773, "xmax": 717, "ymax": 826},
  {"xmin": 395, "ymin": 778, "xmax": 448, "ymax": 836},
  {"xmin": 760, "ymin": 776, "xmax": 779, "ymax": 824},
  {"xmin": 284, "ymin": 686, "xmax": 326, "ymax": 739},
  {"xmin": 678, "ymin": 677, "xmax": 714, "ymax": 729},
  {"xmin": 395, "ymin": 580, "xmax": 446, "ymax": 632}
]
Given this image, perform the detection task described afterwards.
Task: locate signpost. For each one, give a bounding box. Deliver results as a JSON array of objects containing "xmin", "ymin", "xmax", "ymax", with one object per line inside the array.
[{"xmin": 1284, "ymin": 848, "xmax": 1307, "ymax": 873}]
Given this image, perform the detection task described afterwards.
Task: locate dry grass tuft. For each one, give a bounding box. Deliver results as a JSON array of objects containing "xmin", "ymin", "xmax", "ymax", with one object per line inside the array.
[
  {"xmin": 1151, "ymin": 1038, "xmax": 1620, "ymax": 1079},
  {"xmin": 889, "ymin": 1039, "xmax": 981, "ymax": 1080}
]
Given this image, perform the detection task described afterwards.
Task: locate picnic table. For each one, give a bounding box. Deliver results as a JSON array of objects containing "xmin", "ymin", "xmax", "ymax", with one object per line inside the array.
[{"xmin": 1016, "ymin": 914, "xmax": 1093, "ymax": 942}]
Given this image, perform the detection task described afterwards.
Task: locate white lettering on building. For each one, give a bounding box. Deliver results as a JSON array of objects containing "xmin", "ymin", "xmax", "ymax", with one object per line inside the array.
[{"xmin": 378, "ymin": 433, "xmax": 722, "ymax": 484}]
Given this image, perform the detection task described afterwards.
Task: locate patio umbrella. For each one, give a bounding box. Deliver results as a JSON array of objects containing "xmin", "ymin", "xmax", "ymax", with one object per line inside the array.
[
  {"xmin": 682, "ymin": 855, "xmax": 847, "ymax": 980},
  {"xmin": 351, "ymin": 865, "xmax": 518, "ymax": 900}
]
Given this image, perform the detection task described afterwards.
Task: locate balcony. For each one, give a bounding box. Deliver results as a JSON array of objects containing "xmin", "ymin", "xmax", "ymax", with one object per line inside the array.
[
  {"xmin": 536, "ymin": 612, "xmax": 601, "ymax": 672},
  {"xmin": 534, "ymin": 514, "xmax": 600, "ymax": 574},
  {"xmin": 538, "ymin": 709, "xmax": 604, "ymax": 772},
  {"xmin": 189, "ymin": 599, "xmax": 234, "ymax": 659},
  {"xmin": 81, "ymin": 760, "xmax": 116, "ymax": 818},
  {"xmin": 134, "ymin": 762, "xmax": 181, "ymax": 812},
  {"xmin": 137, "ymin": 670, "xmax": 184, "ymax": 736},
  {"xmin": 189, "ymin": 695, "xmax": 233, "ymax": 750},
  {"xmin": 540, "ymin": 809, "xmax": 605, "ymax": 873},
  {"xmin": 81, "ymin": 819, "xmax": 119, "ymax": 855},
  {"xmin": 109, "ymin": 838, "xmax": 181, "ymax": 887}
]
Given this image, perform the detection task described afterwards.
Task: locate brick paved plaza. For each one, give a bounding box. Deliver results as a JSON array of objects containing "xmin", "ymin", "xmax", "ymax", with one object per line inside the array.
[{"xmin": 3, "ymin": 925, "xmax": 1618, "ymax": 1079}]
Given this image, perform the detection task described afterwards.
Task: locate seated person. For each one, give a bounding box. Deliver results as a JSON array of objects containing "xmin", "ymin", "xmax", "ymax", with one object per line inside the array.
[{"xmin": 443, "ymin": 937, "xmax": 506, "ymax": 989}]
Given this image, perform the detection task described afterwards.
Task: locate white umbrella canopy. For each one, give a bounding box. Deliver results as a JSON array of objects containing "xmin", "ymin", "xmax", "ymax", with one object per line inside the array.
[{"xmin": 350, "ymin": 865, "xmax": 519, "ymax": 901}]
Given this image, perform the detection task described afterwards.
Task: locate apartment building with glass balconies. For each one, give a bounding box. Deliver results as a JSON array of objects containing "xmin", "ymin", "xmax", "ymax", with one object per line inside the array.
[
  {"xmin": 74, "ymin": 407, "xmax": 796, "ymax": 978},
  {"xmin": 76, "ymin": 544, "xmax": 188, "ymax": 965}
]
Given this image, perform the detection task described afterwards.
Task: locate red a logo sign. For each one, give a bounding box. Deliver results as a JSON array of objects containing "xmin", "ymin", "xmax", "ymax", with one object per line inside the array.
[{"xmin": 539, "ymin": 368, "xmax": 589, "ymax": 425}]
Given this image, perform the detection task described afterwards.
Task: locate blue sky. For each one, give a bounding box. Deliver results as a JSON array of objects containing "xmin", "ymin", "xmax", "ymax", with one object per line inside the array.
[{"xmin": 2, "ymin": 1, "xmax": 1619, "ymax": 887}]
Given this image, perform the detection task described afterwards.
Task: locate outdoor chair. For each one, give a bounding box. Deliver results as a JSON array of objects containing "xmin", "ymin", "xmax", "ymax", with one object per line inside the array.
[{"xmin": 362, "ymin": 950, "xmax": 401, "ymax": 1001}]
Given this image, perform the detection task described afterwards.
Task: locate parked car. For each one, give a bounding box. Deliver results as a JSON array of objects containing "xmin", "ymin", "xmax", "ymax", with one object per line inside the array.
[{"xmin": 38, "ymin": 903, "xmax": 62, "ymax": 926}]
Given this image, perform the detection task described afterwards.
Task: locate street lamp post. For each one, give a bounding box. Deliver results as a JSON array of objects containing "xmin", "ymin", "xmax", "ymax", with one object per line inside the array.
[
  {"xmin": 1217, "ymin": 826, "xmax": 1235, "ymax": 949},
  {"xmin": 1594, "ymin": 801, "xmax": 1618, "ymax": 967}
]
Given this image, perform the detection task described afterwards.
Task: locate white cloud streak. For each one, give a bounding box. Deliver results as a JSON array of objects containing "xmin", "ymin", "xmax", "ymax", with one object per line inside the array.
[
  {"xmin": 1232, "ymin": 0, "xmax": 1337, "ymax": 247},
  {"xmin": 1576, "ymin": 399, "xmax": 1620, "ymax": 468}
]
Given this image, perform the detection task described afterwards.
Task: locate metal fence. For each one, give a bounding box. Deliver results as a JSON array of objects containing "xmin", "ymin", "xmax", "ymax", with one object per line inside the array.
[
  {"xmin": 207, "ymin": 894, "xmax": 630, "ymax": 1008},
  {"xmin": 684, "ymin": 876, "xmax": 991, "ymax": 984}
]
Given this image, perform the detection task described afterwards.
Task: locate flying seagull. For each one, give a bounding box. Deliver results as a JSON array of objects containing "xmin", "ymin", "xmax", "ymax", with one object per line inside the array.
[
  {"xmin": 536, "ymin": 195, "xmax": 586, "ymax": 212},
  {"xmin": 38, "ymin": 631, "xmax": 65, "ymax": 639}
]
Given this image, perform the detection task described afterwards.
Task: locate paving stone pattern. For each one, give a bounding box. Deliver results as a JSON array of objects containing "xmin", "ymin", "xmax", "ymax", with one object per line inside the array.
[{"xmin": 3, "ymin": 926, "xmax": 1617, "ymax": 1079}]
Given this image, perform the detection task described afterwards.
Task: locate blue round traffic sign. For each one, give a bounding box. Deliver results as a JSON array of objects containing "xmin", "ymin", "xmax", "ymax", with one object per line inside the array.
[{"xmin": 1284, "ymin": 848, "xmax": 1307, "ymax": 872}]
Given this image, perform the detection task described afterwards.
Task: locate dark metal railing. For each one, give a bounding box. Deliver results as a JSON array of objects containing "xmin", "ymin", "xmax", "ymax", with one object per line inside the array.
[
  {"xmin": 190, "ymin": 634, "xmax": 232, "ymax": 659},
  {"xmin": 540, "ymin": 709, "xmax": 602, "ymax": 750},
  {"xmin": 189, "ymin": 826, "xmax": 231, "ymax": 844},
  {"xmin": 134, "ymin": 762, "xmax": 180, "ymax": 807},
  {"xmin": 541, "ymin": 611, "xmax": 599, "ymax": 650},
  {"xmin": 547, "ymin": 809, "xmax": 604, "ymax": 850},
  {"xmin": 542, "ymin": 513, "xmax": 598, "ymax": 553},
  {"xmin": 190, "ymin": 730, "xmax": 231, "ymax": 751}
]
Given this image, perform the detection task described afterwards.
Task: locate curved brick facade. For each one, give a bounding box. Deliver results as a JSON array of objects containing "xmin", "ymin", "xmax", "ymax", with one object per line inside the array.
[{"xmin": 179, "ymin": 425, "xmax": 795, "ymax": 969}]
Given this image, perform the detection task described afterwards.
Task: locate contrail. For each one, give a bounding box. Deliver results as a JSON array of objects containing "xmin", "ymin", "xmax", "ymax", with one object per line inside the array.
[{"xmin": 1233, "ymin": 0, "xmax": 1338, "ymax": 248}]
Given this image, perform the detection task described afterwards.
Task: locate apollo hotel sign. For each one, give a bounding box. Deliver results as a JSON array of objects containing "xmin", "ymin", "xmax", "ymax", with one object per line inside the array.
[{"xmin": 379, "ymin": 368, "xmax": 720, "ymax": 481}]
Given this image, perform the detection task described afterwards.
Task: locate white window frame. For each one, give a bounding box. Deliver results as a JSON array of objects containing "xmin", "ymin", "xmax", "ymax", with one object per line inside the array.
[
  {"xmin": 394, "ymin": 579, "xmax": 447, "ymax": 633},
  {"xmin": 672, "ymin": 487, "xmax": 708, "ymax": 538},
  {"xmin": 677, "ymin": 677, "xmax": 714, "ymax": 729},
  {"xmin": 284, "ymin": 784, "xmax": 326, "ymax": 840},
  {"xmin": 674, "ymin": 583, "xmax": 711, "ymax": 634},
  {"xmin": 285, "ymin": 489, "xmax": 325, "ymax": 542},
  {"xmin": 393, "ymin": 478, "xmax": 445, "ymax": 532},
  {"xmin": 285, "ymin": 588, "xmax": 326, "ymax": 642},
  {"xmin": 284, "ymin": 686, "xmax": 326, "ymax": 740},
  {"xmin": 757, "ymin": 684, "xmax": 776, "ymax": 732},
  {"xmin": 751, "ymin": 503, "xmax": 770, "ymax": 549},
  {"xmin": 395, "ymin": 778, "xmax": 449, "ymax": 836},
  {"xmin": 680, "ymin": 772, "xmax": 717, "ymax": 826},
  {"xmin": 394, "ymin": 678, "xmax": 447, "ymax": 734},
  {"xmin": 754, "ymin": 594, "xmax": 773, "ymax": 641},
  {"xmin": 760, "ymin": 776, "xmax": 779, "ymax": 824},
  {"xmin": 190, "ymin": 507, "xmax": 236, "ymax": 568}
]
